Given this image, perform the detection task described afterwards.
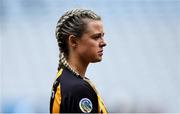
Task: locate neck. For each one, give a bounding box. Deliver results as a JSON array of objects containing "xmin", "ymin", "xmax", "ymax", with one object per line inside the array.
[{"xmin": 67, "ymin": 53, "xmax": 89, "ymax": 77}]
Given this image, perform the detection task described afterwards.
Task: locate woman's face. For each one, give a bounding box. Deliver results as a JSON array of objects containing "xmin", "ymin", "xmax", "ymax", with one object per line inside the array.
[{"xmin": 76, "ymin": 20, "xmax": 106, "ymax": 63}]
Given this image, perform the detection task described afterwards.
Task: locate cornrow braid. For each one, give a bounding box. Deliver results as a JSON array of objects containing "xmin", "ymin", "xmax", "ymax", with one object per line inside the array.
[
  {"xmin": 55, "ymin": 9, "xmax": 101, "ymax": 71},
  {"xmin": 60, "ymin": 52, "xmax": 80, "ymax": 77}
]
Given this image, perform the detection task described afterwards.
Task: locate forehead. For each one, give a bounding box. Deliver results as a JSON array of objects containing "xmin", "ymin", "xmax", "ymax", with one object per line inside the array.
[{"xmin": 84, "ymin": 20, "xmax": 103, "ymax": 34}]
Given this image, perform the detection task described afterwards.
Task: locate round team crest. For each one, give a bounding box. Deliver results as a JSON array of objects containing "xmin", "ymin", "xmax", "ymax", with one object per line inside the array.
[{"xmin": 79, "ymin": 98, "xmax": 93, "ymax": 113}]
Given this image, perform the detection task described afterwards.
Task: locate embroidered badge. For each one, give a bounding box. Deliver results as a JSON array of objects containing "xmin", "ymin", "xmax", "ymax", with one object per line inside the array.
[{"xmin": 79, "ymin": 98, "xmax": 93, "ymax": 113}]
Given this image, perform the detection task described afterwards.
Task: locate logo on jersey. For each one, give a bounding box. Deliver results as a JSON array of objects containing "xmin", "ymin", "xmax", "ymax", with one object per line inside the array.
[{"xmin": 79, "ymin": 98, "xmax": 93, "ymax": 113}]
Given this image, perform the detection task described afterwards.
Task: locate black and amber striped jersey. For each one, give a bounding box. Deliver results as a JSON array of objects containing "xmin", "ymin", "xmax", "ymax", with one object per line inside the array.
[{"xmin": 50, "ymin": 65, "xmax": 107, "ymax": 113}]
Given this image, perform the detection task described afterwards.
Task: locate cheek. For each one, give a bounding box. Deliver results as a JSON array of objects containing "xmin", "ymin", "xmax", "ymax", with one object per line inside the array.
[{"xmin": 78, "ymin": 41, "xmax": 98, "ymax": 54}]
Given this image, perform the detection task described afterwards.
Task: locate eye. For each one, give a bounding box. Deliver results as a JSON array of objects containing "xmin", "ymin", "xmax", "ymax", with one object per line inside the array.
[
  {"xmin": 91, "ymin": 33, "xmax": 104, "ymax": 40},
  {"xmin": 92, "ymin": 35, "xmax": 100, "ymax": 39}
]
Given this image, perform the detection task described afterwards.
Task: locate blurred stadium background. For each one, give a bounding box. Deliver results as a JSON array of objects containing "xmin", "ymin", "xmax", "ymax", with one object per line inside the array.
[{"xmin": 0, "ymin": 0, "xmax": 179, "ymax": 113}]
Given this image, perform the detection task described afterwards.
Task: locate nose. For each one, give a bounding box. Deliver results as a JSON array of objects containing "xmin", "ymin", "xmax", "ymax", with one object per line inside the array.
[{"xmin": 99, "ymin": 39, "xmax": 107, "ymax": 47}]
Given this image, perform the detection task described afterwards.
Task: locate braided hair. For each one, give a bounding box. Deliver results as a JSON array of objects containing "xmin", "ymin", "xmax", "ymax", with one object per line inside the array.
[{"xmin": 55, "ymin": 9, "xmax": 101, "ymax": 70}]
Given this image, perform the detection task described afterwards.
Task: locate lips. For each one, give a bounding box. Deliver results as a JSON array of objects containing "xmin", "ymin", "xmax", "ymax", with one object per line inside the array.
[{"xmin": 98, "ymin": 50, "xmax": 103, "ymax": 56}]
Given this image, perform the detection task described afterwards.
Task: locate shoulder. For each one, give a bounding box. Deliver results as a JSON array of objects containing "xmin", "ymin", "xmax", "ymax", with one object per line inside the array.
[
  {"xmin": 53, "ymin": 67, "xmax": 98, "ymax": 100},
  {"xmin": 52, "ymin": 68, "xmax": 99, "ymax": 113},
  {"xmin": 55, "ymin": 68, "xmax": 94, "ymax": 95}
]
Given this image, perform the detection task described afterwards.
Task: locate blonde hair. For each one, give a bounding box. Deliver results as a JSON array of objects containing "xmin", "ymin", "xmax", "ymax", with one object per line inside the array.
[{"xmin": 55, "ymin": 9, "xmax": 101, "ymax": 70}]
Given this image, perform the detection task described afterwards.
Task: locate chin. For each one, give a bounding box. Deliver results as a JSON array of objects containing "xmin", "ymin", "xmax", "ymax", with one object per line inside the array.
[{"xmin": 91, "ymin": 58, "xmax": 102, "ymax": 63}]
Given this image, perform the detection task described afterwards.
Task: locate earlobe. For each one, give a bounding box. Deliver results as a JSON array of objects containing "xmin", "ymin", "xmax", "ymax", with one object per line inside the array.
[{"xmin": 72, "ymin": 44, "xmax": 77, "ymax": 47}]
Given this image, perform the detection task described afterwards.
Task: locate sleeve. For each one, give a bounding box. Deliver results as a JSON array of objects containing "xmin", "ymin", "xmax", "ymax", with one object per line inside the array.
[
  {"xmin": 50, "ymin": 83, "xmax": 62, "ymax": 113},
  {"xmin": 60, "ymin": 83, "xmax": 99, "ymax": 113}
]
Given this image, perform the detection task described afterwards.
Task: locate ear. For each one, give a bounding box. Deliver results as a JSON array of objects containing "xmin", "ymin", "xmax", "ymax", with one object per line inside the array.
[{"xmin": 68, "ymin": 35, "xmax": 78, "ymax": 48}]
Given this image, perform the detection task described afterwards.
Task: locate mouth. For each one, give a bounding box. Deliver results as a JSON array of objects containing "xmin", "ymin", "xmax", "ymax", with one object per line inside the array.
[{"xmin": 98, "ymin": 50, "xmax": 103, "ymax": 56}]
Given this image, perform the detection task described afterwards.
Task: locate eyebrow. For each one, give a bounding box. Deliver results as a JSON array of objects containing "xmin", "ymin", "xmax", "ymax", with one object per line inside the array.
[{"xmin": 90, "ymin": 32, "xmax": 104, "ymax": 38}]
